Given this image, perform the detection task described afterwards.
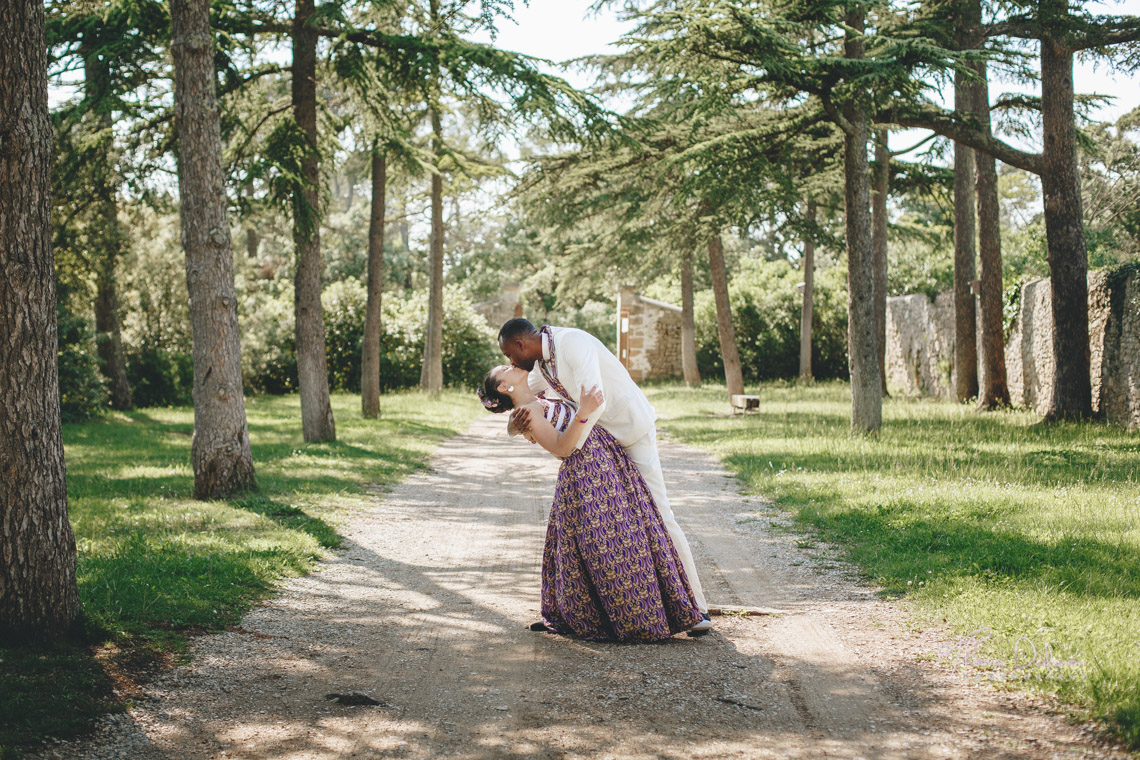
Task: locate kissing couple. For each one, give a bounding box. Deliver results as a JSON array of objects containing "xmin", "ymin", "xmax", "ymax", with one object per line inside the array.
[{"xmin": 477, "ymin": 319, "xmax": 712, "ymax": 643}]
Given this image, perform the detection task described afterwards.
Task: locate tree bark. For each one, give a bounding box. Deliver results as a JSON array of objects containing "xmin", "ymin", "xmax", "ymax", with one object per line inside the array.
[
  {"xmin": 843, "ymin": 8, "xmax": 882, "ymax": 434},
  {"xmin": 292, "ymin": 0, "xmax": 336, "ymax": 441},
  {"xmin": 84, "ymin": 51, "xmax": 133, "ymax": 411},
  {"xmin": 872, "ymin": 129, "xmax": 889, "ymax": 396},
  {"xmin": 419, "ymin": 104, "xmax": 445, "ymax": 394},
  {"xmin": 170, "ymin": 0, "xmax": 257, "ymax": 499},
  {"xmin": 708, "ymin": 232, "xmax": 745, "ymax": 398},
  {"xmin": 0, "ymin": 0, "xmax": 80, "ymax": 637},
  {"xmin": 362, "ymin": 148, "xmax": 386, "ymax": 418},
  {"xmin": 973, "ymin": 59, "xmax": 1011, "ymax": 410},
  {"xmin": 680, "ymin": 246, "xmax": 701, "ymax": 388},
  {"xmin": 799, "ymin": 200, "xmax": 816, "ymax": 383},
  {"xmin": 1040, "ymin": 32, "xmax": 1091, "ymax": 420},
  {"xmin": 952, "ymin": 66, "xmax": 979, "ymax": 403}
]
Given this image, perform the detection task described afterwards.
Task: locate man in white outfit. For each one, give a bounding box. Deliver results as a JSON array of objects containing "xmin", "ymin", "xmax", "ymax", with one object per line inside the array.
[{"xmin": 498, "ymin": 318, "xmax": 712, "ymax": 636}]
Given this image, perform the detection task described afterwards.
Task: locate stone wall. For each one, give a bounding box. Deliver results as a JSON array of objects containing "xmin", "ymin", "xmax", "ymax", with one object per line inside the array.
[
  {"xmin": 472, "ymin": 282, "xmax": 522, "ymax": 332},
  {"xmin": 883, "ymin": 291, "xmax": 958, "ymax": 398},
  {"xmin": 884, "ymin": 271, "xmax": 1140, "ymax": 430},
  {"xmin": 616, "ymin": 289, "xmax": 684, "ymax": 382},
  {"xmin": 1099, "ymin": 272, "xmax": 1140, "ymax": 430}
]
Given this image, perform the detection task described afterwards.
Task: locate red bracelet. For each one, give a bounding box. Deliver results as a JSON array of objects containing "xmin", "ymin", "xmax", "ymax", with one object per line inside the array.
[{"xmin": 576, "ymin": 416, "xmax": 588, "ymax": 424}]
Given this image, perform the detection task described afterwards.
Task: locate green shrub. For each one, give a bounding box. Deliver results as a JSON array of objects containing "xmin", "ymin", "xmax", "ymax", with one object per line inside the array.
[
  {"xmin": 379, "ymin": 286, "xmax": 499, "ymax": 391},
  {"xmin": 56, "ymin": 302, "xmax": 107, "ymax": 422},
  {"xmin": 242, "ymin": 279, "xmax": 498, "ymax": 394},
  {"xmin": 126, "ymin": 347, "xmax": 194, "ymax": 408},
  {"xmin": 696, "ymin": 258, "xmax": 848, "ymax": 383},
  {"xmin": 323, "ymin": 279, "xmax": 366, "ymax": 392},
  {"xmin": 239, "ymin": 278, "xmax": 297, "ymax": 395}
]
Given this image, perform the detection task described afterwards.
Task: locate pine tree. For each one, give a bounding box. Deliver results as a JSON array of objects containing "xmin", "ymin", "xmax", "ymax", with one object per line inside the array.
[
  {"xmin": 0, "ymin": 0, "xmax": 80, "ymax": 638},
  {"xmin": 892, "ymin": 0, "xmax": 1140, "ymax": 420}
]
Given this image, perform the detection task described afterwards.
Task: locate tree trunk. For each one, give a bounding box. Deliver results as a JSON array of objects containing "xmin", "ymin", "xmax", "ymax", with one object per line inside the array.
[
  {"xmin": 419, "ymin": 105, "xmax": 445, "ymax": 394},
  {"xmin": 843, "ymin": 8, "xmax": 882, "ymax": 434},
  {"xmin": 952, "ymin": 66, "xmax": 979, "ymax": 403},
  {"xmin": 1040, "ymin": 34, "xmax": 1091, "ymax": 420},
  {"xmin": 246, "ymin": 226, "xmax": 259, "ymax": 260},
  {"xmin": 680, "ymin": 246, "xmax": 701, "ymax": 388},
  {"xmin": 170, "ymin": 0, "xmax": 257, "ymax": 499},
  {"xmin": 362, "ymin": 148, "xmax": 386, "ymax": 418},
  {"xmin": 292, "ymin": 0, "xmax": 336, "ymax": 441},
  {"xmin": 84, "ymin": 47, "xmax": 133, "ymax": 411},
  {"xmin": 799, "ymin": 200, "xmax": 816, "ymax": 383},
  {"xmin": 0, "ymin": 0, "xmax": 80, "ymax": 637},
  {"xmin": 973, "ymin": 59, "xmax": 1011, "ymax": 410},
  {"xmin": 872, "ymin": 129, "xmax": 889, "ymax": 396},
  {"xmin": 707, "ymin": 232, "xmax": 744, "ymax": 397}
]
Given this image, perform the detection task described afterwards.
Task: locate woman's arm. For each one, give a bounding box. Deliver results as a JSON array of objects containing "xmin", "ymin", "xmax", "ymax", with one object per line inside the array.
[{"xmin": 524, "ymin": 386, "xmax": 603, "ymax": 459}]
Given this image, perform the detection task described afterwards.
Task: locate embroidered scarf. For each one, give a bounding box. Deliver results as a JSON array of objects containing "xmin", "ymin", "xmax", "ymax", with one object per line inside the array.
[{"xmin": 539, "ymin": 325, "xmax": 573, "ymax": 402}]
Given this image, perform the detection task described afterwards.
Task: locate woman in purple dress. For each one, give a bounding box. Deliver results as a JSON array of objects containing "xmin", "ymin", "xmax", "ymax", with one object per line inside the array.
[{"xmin": 477, "ymin": 365, "xmax": 703, "ymax": 643}]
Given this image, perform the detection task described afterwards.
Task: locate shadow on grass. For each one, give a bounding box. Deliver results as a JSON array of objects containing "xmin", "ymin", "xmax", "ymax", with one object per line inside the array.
[
  {"xmin": 230, "ymin": 495, "xmax": 341, "ymax": 550},
  {"xmin": 669, "ymin": 408, "xmax": 1140, "ymax": 488},
  {"xmin": 773, "ymin": 493, "xmax": 1140, "ymax": 600}
]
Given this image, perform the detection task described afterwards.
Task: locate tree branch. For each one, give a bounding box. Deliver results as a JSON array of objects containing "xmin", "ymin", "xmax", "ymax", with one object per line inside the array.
[{"xmin": 881, "ymin": 105, "xmax": 1043, "ymax": 175}]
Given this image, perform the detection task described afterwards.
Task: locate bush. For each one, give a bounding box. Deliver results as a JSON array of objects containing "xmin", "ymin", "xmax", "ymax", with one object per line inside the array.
[
  {"xmin": 323, "ymin": 280, "xmax": 366, "ymax": 392},
  {"xmin": 379, "ymin": 286, "xmax": 499, "ymax": 391},
  {"xmin": 242, "ymin": 279, "xmax": 499, "ymax": 394},
  {"xmin": 56, "ymin": 303, "xmax": 107, "ymax": 422},
  {"xmin": 126, "ymin": 347, "xmax": 194, "ymax": 408},
  {"xmin": 239, "ymin": 279, "xmax": 297, "ymax": 395},
  {"xmin": 696, "ymin": 258, "xmax": 848, "ymax": 383}
]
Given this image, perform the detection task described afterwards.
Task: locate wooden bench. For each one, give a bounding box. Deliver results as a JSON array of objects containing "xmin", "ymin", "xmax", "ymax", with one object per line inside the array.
[{"xmin": 730, "ymin": 394, "xmax": 760, "ymax": 414}]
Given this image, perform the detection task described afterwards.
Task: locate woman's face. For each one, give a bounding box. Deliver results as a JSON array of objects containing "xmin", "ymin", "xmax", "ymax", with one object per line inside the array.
[{"xmin": 494, "ymin": 365, "xmax": 527, "ymax": 393}]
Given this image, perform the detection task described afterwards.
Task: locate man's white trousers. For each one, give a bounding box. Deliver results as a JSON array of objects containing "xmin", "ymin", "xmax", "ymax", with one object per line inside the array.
[{"xmin": 622, "ymin": 427, "xmax": 708, "ymax": 613}]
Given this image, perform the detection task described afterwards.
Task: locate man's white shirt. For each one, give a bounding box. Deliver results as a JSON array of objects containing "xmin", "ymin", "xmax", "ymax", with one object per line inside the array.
[{"xmin": 528, "ymin": 326, "xmax": 657, "ymax": 450}]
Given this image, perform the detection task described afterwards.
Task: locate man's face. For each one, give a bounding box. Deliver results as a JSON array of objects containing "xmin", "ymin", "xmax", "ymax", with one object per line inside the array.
[{"xmin": 499, "ymin": 336, "xmax": 537, "ymax": 372}]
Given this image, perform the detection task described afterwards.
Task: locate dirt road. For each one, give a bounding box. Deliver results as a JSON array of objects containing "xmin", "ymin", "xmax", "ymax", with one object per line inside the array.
[{"xmin": 38, "ymin": 415, "xmax": 1126, "ymax": 760}]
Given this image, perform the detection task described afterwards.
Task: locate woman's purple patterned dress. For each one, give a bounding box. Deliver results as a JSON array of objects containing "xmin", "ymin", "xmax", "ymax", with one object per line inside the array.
[{"xmin": 537, "ymin": 398, "xmax": 703, "ymax": 642}]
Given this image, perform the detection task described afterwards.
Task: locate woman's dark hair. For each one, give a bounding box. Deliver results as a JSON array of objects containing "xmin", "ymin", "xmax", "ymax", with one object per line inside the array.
[{"xmin": 476, "ymin": 368, "xmax": 514, "ymax": 414}]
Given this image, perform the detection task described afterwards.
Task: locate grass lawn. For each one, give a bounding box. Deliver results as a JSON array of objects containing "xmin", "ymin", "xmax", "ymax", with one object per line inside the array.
[
  {"xmin": 648, "ymin": 381, "xmax": 1140, "ymax": 750},
  {"xmin": 0, "ymin": 391, "xmax": 481, "ymax": 758}
]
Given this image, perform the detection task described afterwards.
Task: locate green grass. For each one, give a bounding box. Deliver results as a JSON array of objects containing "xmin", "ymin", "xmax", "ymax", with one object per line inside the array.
[
  {"xmin": 647, "ymin": 381, "xmax": 1140, "ymax": 750},
  {"xmin": 0, "ymin": 391, "xmax": 481, "ymax": 758}
]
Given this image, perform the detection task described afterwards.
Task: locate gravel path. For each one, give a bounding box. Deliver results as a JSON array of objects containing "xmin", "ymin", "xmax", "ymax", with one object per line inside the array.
[{"xmin": 37, "ymin": 415, "xmax": 1128, "ymax": 760}]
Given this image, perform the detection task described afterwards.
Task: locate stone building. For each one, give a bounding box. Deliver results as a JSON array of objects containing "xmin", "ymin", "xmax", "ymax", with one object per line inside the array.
[{"xmin": 616, "ymin": 288, "xmax": 684, "ymax": 382}]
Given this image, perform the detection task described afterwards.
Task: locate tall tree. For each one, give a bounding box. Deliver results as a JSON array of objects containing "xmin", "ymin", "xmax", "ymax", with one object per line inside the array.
[
  {"xmin": 83, "ymin": 44, "xmax": 133, "ymax": 411},
  {"xmin": 973, "ymin": 58, "xmax": 1010, "ymax": 409},
  {"xmin": 800, "ymin": 200, "xmax": 817, "ymax": 383},
  {"xmin": 871, "ymin": 129, "xmax": 889, "ymax": 395},
  {"xmin": 892, "ymin": 1, "xmax": 1140, "ymax": 420},
  {"xmin": 362, "ymin": 145, "xmax": 387, "ymax": 417},
  {"xmin": 708, "ymin": 232, "xmax": 745, "ymax": 397},
  {"xmin": 952, "ymin": 62, "xmax": 979, "ymax": 403},
  {"xmin": 839, "ymin": 6, "xmax": 882, "ymax": 433},
  {"xmin": 420, "ymin": 63, "xmax": 445, "ymax": 394},
  {"xmin": 680, "ymin": 245, "xmax": 701, "ymax": 387},
  {"xmin": 291, "ymin": 0, "xmax": 336, "ymax": 441},
  {"xmin": 0, "ymin": 0, "xmax": 80, "ymax": 637},
  {"xmin": 170, "ymin": 0, "xmax": 257, "ymax": 498}
]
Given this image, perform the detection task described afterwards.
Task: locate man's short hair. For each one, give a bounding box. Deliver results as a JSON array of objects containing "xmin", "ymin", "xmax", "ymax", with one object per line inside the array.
[{"xmin": 498, "ymin": 318, "xmax": 537, "ymax": 344}]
